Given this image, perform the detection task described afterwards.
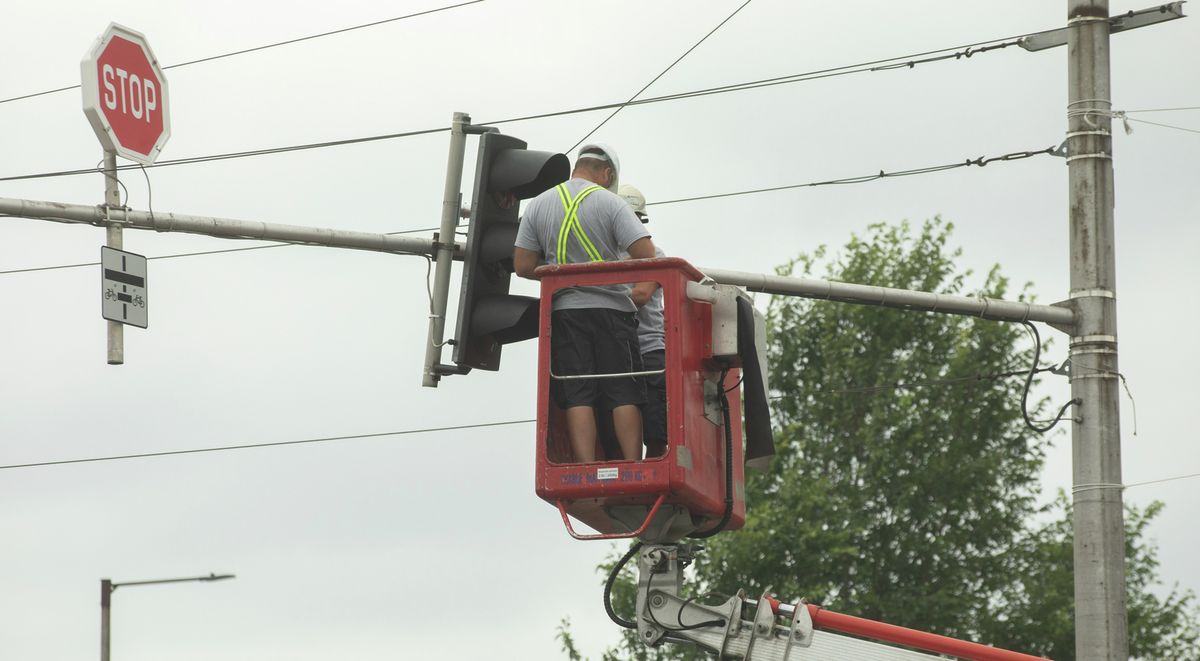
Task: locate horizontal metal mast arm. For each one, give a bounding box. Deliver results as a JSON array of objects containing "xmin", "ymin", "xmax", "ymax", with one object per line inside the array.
[
  {"xmin": 700, "ymin": 266, "xmax": 1074, "ymax": 328},
  {"xmin": 1018, "ymin": 1, "xmax": 1187, "ymax": 52},
  {"xmin": 0, "ymin": 196, "xmax": 442, "ymax": 257}
]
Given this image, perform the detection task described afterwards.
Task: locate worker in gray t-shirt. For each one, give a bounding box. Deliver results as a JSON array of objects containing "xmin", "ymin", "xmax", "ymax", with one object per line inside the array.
[
  {"xmin": 514, "ymin": 143, "xmax": 658, "ymax": 464},
  {"xmin": 618, "ymin": 184, "xmax": 668, "ymax": 457}
]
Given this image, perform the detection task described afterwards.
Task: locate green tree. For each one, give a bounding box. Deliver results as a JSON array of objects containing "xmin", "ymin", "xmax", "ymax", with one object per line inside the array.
[
  {"xmin": 560, "ymin": 219, "xmax": 1198, "ymax": 660},
  {"xmin": 980, "ymin": 495, "xmax": 1200, "ymax": 660}
]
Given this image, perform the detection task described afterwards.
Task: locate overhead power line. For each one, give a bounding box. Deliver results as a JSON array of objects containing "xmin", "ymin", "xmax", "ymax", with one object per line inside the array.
[
  {"xmin": 566, "ymin": 0, "xmax": 754, "ymax": 153},
  {"xmin": 645, "ymin": 145, "xmax": 1062, "ymax": 207},
  {"xmin": 1121, "ymin": 116, "xmax": 1200, "ymax": 135},
  {"xmin": 7, "ymin": 413, "xmax": 1196, "ymax": 492},
  {"xmin": 0, "ymin": 1, "xmax": 486, "ymax": 106},
  {"xmin": 800, "ymin": 364, "xmax": 1062, "ymax": 397},
  {"xmin": 0, "ymin": 126, "xmax": 450, "ymax": 183},
  {"xmin": 1119, "ymin": 105, "xmax": 1200, "ymax": 113},
  {"xmin": 0, "ymin": 145, "xmax": 1058, "ymax": 278},
  {"xmin": 1125, "ymin": 472, "xmax": 1200, "ymax": 490},
  {"xmin": 0, "ymin": 418, "xmax": 534, "ymax": 471},
  {"xmin": 0, "ymin": 28, "xmax": 1049, "ymax": 185}
]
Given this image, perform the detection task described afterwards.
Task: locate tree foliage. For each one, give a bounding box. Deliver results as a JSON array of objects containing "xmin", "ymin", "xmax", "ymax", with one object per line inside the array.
[
  {"xmin": 700, "ymin": 219, "xmax": 1043, "ymax": 638},
  {"xmin": 982, "ymin": 495, "xmax": 1200, "ymax": 660},
  {"xmin": 559, "ymin": 219, "xmax": 1198, "ymax": 660}
]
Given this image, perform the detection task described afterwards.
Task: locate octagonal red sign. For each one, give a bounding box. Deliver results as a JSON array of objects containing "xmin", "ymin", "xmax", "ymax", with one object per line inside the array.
[{"xmin": 81, "ymin": 23, "xmax": 171, "ymax": 165}]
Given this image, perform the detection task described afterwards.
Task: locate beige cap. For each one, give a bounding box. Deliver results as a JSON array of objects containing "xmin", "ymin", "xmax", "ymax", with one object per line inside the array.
[{"xmin": 618, "ymin": 184, "xmax": 648, "ymax": 223}]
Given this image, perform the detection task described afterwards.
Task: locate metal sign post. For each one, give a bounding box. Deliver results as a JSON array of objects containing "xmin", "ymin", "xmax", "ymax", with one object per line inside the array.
[
  {"xmin": 81, "ymin": 23, "xmax": 171, "ymax": 365},
  {"xmin": 103, "ymin": 153, "xmax": 126, "ymax": 364}
]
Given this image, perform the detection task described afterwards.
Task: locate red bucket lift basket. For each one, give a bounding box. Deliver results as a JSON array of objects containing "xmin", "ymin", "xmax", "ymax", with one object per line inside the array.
[{"xmin": 533, "ymin": 258, "xmax": 746, "ymax": 541}]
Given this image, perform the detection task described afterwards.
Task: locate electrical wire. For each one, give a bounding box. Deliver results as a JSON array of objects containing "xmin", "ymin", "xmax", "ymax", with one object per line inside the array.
[
  {"xmin": 0, "ymin": 29, "xmax": 1052, "ymax": 185},
  {"xmin": 1121, "ymin": 106, "xmax": 1200, "ymax": 113},
  {"xmin": 1074, "ymin": 469, "xmax": 1200, "ymax": 495},
  {"xmin": 139, "ymin": 164, "xmax": 156, "ymax": 227},
  {"xmin": 1126, "ymin": 471, "xmax": 1200, "ymax": 490},
  {"xmin": 7, "ymin": 406, "xmax": 1197, "ymax": 495},
  {"xmin": 0, "ymin": 145, "xmax": 1053, "ymax": 278},
  {"xmin": 95, "ymin": 160, "xmax": 129, "ymax": 208},
  {"xmin": 1067, "ymin": 360, "xmax": 1139, "ymax": 435},
  {"xmin": 566, "ymin": 0, "xmax": 754, "ymax": 153},
  {"xmin": 798, "ymin": 365, "xmax": 1062, "ymax": 397},
  {"xmin": 0, "ymin": 1, "xmax": 486, "ymax": 107},
  {"xmin": 1121, "ymin": 116, "xmax": 1200, "ymax": 135},
  {"xmin": 0, "ymin": 126, "xmax": 450, "ymax": 183},
  {"xmin": 1020, "ymin": 321, "xmax": 1077, "ymax": 434},
  {"xmin": 0, "ymin": 418, "xmax": 534, "ymax": 471},
  {"xmin": 646, "ymin": 146, "xmax": 1059, "ymax": 207}
]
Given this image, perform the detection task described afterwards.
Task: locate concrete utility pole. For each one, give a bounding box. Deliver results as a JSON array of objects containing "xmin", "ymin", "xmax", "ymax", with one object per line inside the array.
[{"xmin": 1066, "ymin": 1, "xmax": 1127, "ymax": 658}]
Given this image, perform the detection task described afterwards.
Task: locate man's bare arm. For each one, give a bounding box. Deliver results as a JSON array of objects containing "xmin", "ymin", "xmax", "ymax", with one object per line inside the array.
[
  {"xmin": 626, "ymin": 237, "xmax": 656, "ymax": 260},
  {"xmin": 626, "ymin": 237, "xmax": 659, "ymax": 306},
  {"xmin": 513, "ymin": 247, "xmax": 541, "ymax": 279},
  {"xmin": 631, "ymin": 280, "xmax": 659, "ymax": 307}
]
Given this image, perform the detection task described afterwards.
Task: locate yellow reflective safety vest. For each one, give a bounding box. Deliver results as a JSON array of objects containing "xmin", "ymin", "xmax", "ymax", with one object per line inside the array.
[{"xmin": 554, "ymin": 184, "xmax": 605, "ymax": 264}]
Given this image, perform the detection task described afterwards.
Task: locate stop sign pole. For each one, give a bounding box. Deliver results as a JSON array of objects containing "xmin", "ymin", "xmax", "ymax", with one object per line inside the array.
[{"xmin": 81, "ymin": 23, "xmax": 171, "ymax": 365}]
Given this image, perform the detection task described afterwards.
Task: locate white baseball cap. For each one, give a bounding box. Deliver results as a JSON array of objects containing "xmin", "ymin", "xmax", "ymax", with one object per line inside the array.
[
  {"xmin": 618, "ymin": 184, "xmax": 649, "ymax": 223},
  {"xmin": 577, "ymin": 142, "xmax": 620, "ymax": 192}
]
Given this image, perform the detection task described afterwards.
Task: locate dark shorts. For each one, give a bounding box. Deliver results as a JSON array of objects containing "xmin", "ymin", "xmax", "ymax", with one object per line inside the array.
[
  {"xmin": 641, "ymin": 349, "xmax": 667, "ymax": 445},
  {"xmin": 551, "ymin": 308, "xmax": 646, "ymax": 410}
]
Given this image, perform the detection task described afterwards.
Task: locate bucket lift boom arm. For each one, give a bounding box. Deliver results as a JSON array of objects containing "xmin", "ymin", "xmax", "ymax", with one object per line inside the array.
[{"xmin": 631, "ymin": 544, "xmax": 1049, "ymax": 661}]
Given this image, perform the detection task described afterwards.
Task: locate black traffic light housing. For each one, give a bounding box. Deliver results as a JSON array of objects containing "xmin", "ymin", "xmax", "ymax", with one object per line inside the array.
[{"xmin": 452, "ymin": 131, "xmax": 569, "ymax": 371}]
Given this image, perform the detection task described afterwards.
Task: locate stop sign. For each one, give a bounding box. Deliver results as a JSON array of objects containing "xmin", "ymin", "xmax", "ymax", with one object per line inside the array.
[{"xmin": 81, "ymin": 23, "xmax": 171, "ymax": 165}]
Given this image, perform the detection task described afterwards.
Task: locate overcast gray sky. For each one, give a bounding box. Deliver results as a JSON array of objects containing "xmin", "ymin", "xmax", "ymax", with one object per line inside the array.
[{"xmin": 1, "ymin": 1, "xmax": 1196, "ymax": 659}]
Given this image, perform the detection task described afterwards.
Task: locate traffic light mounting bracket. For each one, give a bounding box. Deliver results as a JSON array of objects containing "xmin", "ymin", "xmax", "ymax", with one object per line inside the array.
[{"xmin": 422, "ymin": 114, "xmax": 569, "ymax": 386}]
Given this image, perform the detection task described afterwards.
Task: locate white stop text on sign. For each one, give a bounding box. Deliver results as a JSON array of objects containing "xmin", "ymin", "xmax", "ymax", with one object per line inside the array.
[{"xmin": 102, "ymin": 64, "xmax": 158, "ymax": 123}]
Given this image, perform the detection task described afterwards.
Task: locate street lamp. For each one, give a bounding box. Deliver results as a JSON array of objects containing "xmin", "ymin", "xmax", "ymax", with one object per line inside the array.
[{"xmin": 100, "ymin": 572, "xmax": 235, "ymax": 661}]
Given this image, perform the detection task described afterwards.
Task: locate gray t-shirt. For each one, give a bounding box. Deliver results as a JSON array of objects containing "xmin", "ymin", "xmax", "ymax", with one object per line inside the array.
[
  {"xmin": 628, "ymin": 246, "xmax": 666, "ymax": 355},
  {"xmin": 515, "ymin": 178, "xmax": 651, "ymax": 312}
]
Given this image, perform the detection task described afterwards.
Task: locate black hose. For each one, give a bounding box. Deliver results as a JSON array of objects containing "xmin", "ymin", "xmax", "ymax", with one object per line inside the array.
[{"xmin": 604, "ymin": 541, "xmax": 643, "ymax": 629}]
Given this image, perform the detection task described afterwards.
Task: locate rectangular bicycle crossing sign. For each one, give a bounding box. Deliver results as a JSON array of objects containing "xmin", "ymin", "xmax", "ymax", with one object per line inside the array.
[{"xmin": 101, "ymin": 246, "xmax": 148, "ymax": 328}]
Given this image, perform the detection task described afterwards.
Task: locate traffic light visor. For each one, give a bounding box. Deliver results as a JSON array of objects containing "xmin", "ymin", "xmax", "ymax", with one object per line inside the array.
[{"xmin": 489, "ymin": 149, "xmax": 570, "ymax": 199}]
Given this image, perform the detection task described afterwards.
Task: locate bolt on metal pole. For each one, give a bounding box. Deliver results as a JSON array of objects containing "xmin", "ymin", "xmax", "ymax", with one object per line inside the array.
[
  {"xmin": 1066, "ymin": 1, "xmax": 1127, "ymax": 658},
  {"xmin": 103, "ymin": 152, "xmax": 123, "ymax": 365},
  {"xmin": 100, "ymin": 579, "xmax": 112, "ymax": 661},
  {"xmin": 422, "ymin": 112, "xmax": 470, "ymax": 387}
]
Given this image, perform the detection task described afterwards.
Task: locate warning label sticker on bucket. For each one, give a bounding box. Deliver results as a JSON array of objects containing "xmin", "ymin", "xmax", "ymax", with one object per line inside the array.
[{"xmin": 596, "ymin": 467, "xmax": 619, "ymax": 481}]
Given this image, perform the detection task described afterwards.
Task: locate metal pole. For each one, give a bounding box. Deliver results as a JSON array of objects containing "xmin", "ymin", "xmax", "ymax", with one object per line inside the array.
[
  {"xmin": 1066, "ymin": 1, "xmax": 1127, "ymax": 658},
  {"xmin": 0, "ymin": 197, "xmax": 442, "ymax": 257},
  {"xmin": 97, "ymin": 573, "xmax": 233, "ymax": 660},
  {"xmin": 100, "ymin": 579, "xmax": 112, "ymax": 661},
  {"xmin": 699, "ymin": 266, "xmax": 1075, "ymax": 328},
  {"xmin": 422, "ymin": 112, "xmax": 470, "ymax": 388},
  {"xmin": 103, "ymin": 152, "xmax": 123, "ymax": 365}
]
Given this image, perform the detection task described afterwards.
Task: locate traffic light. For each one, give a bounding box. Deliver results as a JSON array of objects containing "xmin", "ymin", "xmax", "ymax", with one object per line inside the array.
[{"xmin": 452, "ymin": 131, "xmax": 569, "ymax": 371}]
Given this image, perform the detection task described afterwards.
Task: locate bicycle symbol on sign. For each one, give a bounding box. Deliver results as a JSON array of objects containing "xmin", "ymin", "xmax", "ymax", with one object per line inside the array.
[{"xmin": 105, "ymin": 287, "xmax": 146, "ymax": 308}]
